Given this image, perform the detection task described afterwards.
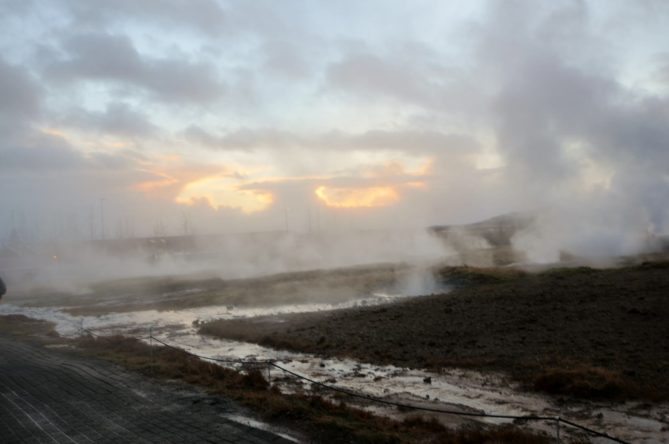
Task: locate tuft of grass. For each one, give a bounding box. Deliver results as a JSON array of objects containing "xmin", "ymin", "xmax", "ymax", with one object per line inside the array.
[
  {"xmin": 62, "ymin": 263, "xmax": 407, "ymax": 316},
  {"xmin": 436, "ymin": 265, "xmax": 525, "ymax": 287},
  {"xmin": 0, "ymin": 315, "xmax": 59, "ymax": 338},
  {"xmin": 541, "ymin": 266, "xmax": 598, "ymax": 278},
  {"xmin": 75, "ymin": 334, "xmax": 267, "ymax": 390},
  {"xmin": 532, "ymin": 365, "xmax": 634, "ymax": 400}
]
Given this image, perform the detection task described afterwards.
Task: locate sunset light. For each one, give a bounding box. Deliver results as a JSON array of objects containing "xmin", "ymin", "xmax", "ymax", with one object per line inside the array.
[
  {"xmin": 134, "ymin": 173, "xmax": 179, "ymax": 193},
  {"xmin": 314, "ymin": 185, "xmax": 400, "ymax": 208},
  {"xmin": 2, "ymin": 2, "xmax": 667, "ymax": 442},
  {"xmin": 175, "ymin": 176, "xmax": 273, "ymax": 214}
]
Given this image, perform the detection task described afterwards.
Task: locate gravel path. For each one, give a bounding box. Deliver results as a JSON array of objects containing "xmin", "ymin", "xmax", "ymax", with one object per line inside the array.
[{"xmin": 0, "ymin": 336, "xmax": 291, "ymax": 443}]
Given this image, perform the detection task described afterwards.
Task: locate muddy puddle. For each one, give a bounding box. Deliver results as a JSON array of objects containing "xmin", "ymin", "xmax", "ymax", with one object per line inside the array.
[{"xmin": 1, "ymin": 295, "xmax": 667, "ymax": 443}]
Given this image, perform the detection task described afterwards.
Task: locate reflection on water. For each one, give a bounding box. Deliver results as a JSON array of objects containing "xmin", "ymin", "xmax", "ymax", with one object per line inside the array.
[
  {"xmin": 0, "ymin": 290, "xmax": 411, "ymax": 336},
  {"xmin": 0, "ymin": 293, "xmax": 544, "ymax": 422}
]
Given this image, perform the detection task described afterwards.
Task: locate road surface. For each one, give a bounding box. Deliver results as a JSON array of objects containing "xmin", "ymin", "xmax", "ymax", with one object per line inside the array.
[{"xmin": 0, "ymin": 335, "xmax": 292, "ymax": 443}]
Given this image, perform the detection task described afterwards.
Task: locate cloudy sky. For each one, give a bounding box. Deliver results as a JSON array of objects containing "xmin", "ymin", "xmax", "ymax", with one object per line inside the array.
[{"xmin": 1, "ymin": 0, "xmax": 668, "ymax": 244}]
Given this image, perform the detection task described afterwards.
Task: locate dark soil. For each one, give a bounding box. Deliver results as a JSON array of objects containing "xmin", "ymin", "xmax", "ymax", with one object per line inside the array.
[{"xmin": 200, "ymin": 262, "xmax": 669, "ymax": 401}]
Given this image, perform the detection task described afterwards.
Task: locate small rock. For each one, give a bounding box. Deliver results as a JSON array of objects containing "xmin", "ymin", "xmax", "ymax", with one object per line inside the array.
[{"xmin": 423, "ymin": 376, "xmax": 432, "ymax": 384}]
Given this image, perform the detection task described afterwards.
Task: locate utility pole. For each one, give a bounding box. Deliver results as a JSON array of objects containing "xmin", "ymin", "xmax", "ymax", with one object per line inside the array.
[
  {"xmin": 89, "ymin": 205, "xmax": 95, "ymax": 240},
  {"xmin": 307, "ymin": 201, "xmax": 313, "ymax": 234},
  {"xmin": 283, "ymin": 205, "xmax": 289, "ymax": 232},
  {"xmin": 100, "ymin": 198, "xmax": 106, "ymax": 240},
  {"xmin": 182, "ymin": 211, "xmax": 190, "ymax": 236}
]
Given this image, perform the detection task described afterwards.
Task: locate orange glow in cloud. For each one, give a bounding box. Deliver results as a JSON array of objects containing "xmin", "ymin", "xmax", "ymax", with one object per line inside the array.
[
  {"xmin": 133, "ymin": 156, "xmax": 430, "ymax": 214},
  {"xmin": 416, "ymin": 158, "xmax": 434, "ymax": 175},
  {"xmin": 313, "ymin": 159, "xmax": 432, "ymax": 208},
  {"xmin": 40, "ymin": 127, "xmax": 68, "ymax": 138},
  {"xmin": 315, "ymin": 185, "xmax": 399, "ymax": 208},
  {"xmin": 405, "ymin": 181, "xmax": 427, "ymax": 189},
  {"xmin": 175, "ymin": 176, "xmax": 273, "ymax": 214},
  {"xmin": 103, "ymin": 140, "xmax": 131, "ymax": 149},
  {"xmin": 363, "ymin": 159, "xmax": 434, "ymax": 178},
  {"xmin": 134, "ymin": 172, "xmax": 179, "ymax": 193},
  {"xmin": 133, "ymin": 155, "xmax": 228, "ymax": 199}
]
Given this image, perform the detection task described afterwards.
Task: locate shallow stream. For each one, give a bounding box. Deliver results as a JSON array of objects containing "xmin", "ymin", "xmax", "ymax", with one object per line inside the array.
[{"xmin": 1, "ymin": 292, "xmax": 667, "ymax": 443}]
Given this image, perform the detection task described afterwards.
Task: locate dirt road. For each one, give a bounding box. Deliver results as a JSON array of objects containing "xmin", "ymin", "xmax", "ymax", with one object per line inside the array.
[{"xmin": 0, "ymin": 335, "xmax": 291, "ymax": 443}]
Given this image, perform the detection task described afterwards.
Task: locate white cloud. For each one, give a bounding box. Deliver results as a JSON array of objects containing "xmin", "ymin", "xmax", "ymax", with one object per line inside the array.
[{"xmin": 0, "ymin": 0, "xmax": 668, "ymax": 255}]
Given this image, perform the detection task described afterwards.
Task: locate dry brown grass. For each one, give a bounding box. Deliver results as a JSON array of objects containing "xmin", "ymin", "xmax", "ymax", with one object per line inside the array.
[
  {"xmin": 532, "ymin": 365, "xmax": 636, "ymax": 400},
  {"xmin": 199, "ymin": 261, "xmax": 669, "ymax": 403},
  {"xmin": 73, "ymin": 334, "xmax": 551, "ymax": 443},
  {"xmin": 0, "ymin": 314, "xmax": 59, "ymax": 338},
  {"xmin": 75, "ymin": 335, "xmax": 268, "ymax": 390},
  {"xmin": 55, "ymin": 263, "xmax": 406, "ymax": 316},
  {"xmin": 435, "ymin": 265, "xmax": 526, "ymax": 286}
]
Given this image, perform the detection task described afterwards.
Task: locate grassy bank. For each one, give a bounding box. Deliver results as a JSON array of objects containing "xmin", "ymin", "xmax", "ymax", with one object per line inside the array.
[
  {"xmin": 73, "ymin": 334, "xmax": 551, "ymax": 443},
  {"xmin": 200, "ymin": 262, "xmax": 669, "ymax": 402},
  {"xmin": 16, "ymin": 263, "xmax": 406, "ymax": 316}
]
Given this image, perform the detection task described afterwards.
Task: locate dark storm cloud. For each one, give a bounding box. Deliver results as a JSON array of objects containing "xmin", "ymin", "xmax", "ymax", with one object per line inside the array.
[
  {"xmin": 65, "ymin": 0, "xmax": 229, "ymax": 36},
  {"xmin": 346, "ymin": 130, "xmax": 479, "ymax": 154},
  {"xmin": 328, "ymin": 52, "xmax": 434, "ymax": 104},
  {"xmin": 0, "ymin": 58, "xmax": 41, "ymax": 123},
  {"xmin": 491, "ymin": 56, "xmax": 614, "ymax": 181},
  {"xmin": 471, "ymin": 0, "xmax": 669, "ymax": 255},
  {"xmin": 184, "ymin": 126, "xmax": 479, "ymax": 155},
  {"xmin": 62, "ymin": 102, "xmax": 158, "ymax": 138},
  {"xmin": 1, "ymin": 0, "xmax": 668, "ymax": 244},
  {"xmin": 475, "ymin": 1, "xmax": 598, "ymax": 184},
  {"xmin": 261, "ymin": 39, "xmax": 312, "ymax": 79},
  {"xmin": 47, "ymin": 32, "xmax": 225, "ymax": 103},
  {"xmin": 0, "ymin": 54, "xmax": 148, "ymax": 174},
  {"xmin": 325, "ymin": 45, "xmax": 459, "ymax": 111},
  {"xmin": 590, "ymin": 96, "xmax": 669, "ymax": 167},
  {"xmin": 183, "ymin": 126, "xmax": 299, "ymax": 151},
  {"xmin": 0, "ymin": 0, "xmax": 35, "ymax": 20},
  {"xmin": 87, "ymin": 150, "xmax": 139, "ymax": 170},
  {"xmin": 0, "ymin": 131, "xmax": 142, "ymax": 173},
  {"xmin": 653, "ymin": 53, "xmax": 669, "ymax": 86},
  {"xmin": 478, "ymin": 0, "xmax": 669, "ymax": 187},
  {"xmin": 0, "ymin": 135, "xmax": 85, "ymax": 172}
]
